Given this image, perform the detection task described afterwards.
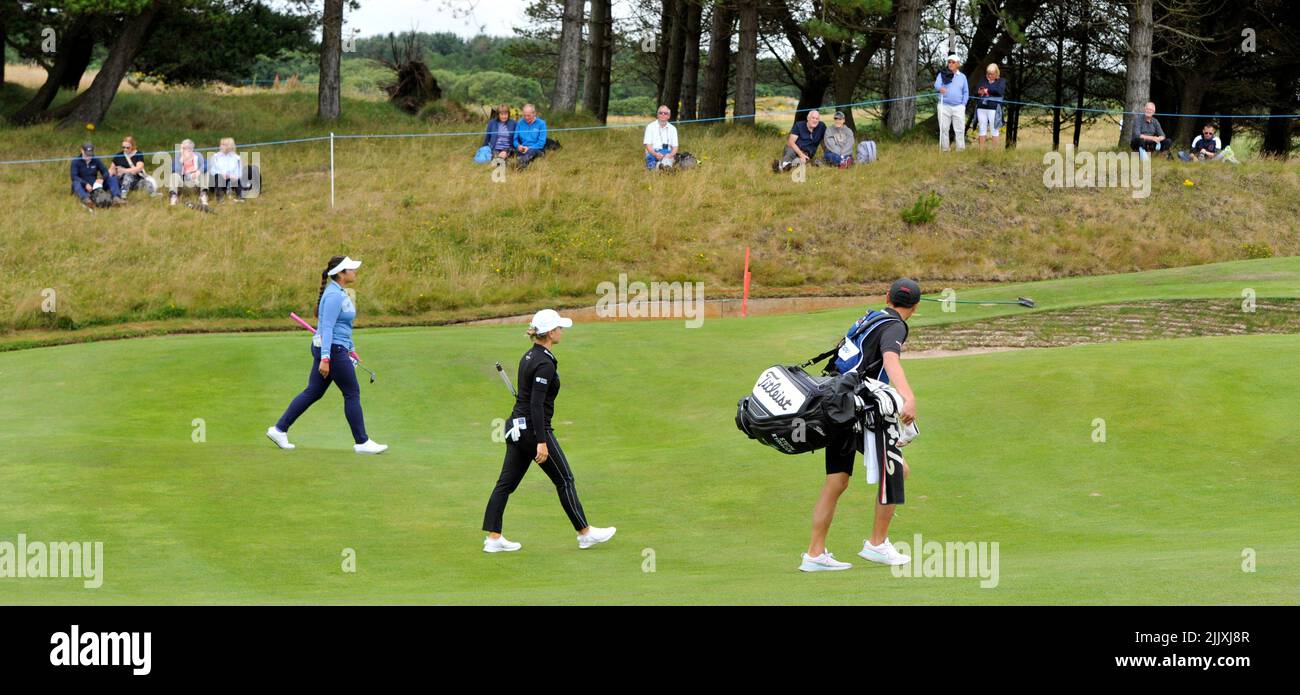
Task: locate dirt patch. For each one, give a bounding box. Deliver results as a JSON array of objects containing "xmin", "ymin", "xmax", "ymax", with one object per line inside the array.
[
  {"xmin": 910, "ymin": 299, "xmax": 1300, "ymax": 350},
  {"xmin": 905, "ymin": 347, "xmax": 1027, "ymax": 359}
]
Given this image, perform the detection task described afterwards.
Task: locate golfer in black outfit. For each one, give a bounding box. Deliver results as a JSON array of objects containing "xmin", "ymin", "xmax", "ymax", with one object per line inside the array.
[{"xmin": 482, "ymin": 309, "xmax": 616, "ymax": 553}]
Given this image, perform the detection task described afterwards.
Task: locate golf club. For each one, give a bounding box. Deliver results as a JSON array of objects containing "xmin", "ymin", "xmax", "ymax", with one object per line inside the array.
[
  {"xmin": 288, "ymin": 312, "xmax": 377, "ymax": 383},
  {"xmin": 919, "ymin": 296, "xmax": 1036, "ymax": 308},
  {"xmin": 495, "ymin": 361, "xmax": 517, "ymax": 397}
]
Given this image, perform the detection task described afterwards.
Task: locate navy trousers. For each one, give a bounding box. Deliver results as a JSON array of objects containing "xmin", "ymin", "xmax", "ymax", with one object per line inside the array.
[{"xmin": 275, "ymin": 344, "xmax": 368, "ymax": 444}]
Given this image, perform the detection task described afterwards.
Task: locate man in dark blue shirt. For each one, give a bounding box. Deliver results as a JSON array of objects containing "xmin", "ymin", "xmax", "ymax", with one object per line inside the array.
[
  {"xmin": 70, "ymin": 142, "xmax": 122, "ymax": 207},
  {"xmin": 773, "ymin": 110, "xmax": 826, "ymax": 172}
]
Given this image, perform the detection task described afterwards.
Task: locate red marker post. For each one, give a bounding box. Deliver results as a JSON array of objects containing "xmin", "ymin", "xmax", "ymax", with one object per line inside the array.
[{"xmin": 741, "ymin": 247, "xmax": 752, "ymax": 317}]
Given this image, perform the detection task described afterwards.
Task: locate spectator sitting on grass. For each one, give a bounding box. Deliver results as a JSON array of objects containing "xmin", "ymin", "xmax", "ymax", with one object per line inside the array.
[
  {"xmin": 773, "ymin": 109, "xmax": 825, "ymax": 173},
  {"xmin": 1129, "ymin": 102, "xmax": 1168, "ymax": 160},
  {"xmin": 110, "ymin": 136, "xmax": 155, "ymax": 200},
  {"xmin": 513, "ymin": 103, "xmax": 548, "ymax": 171},
  {"xmin": 71, "ymin": 141, "xmax": 121, "ymax": 209},
  {"xmin": 1179, "ymin": 123, "xmax": 1239, "ymax": 164},
  {"xmin": 209, "ymin": 137, "xmax": 245, "ymax": 202},
  {"xmin": 483, "ymin": 103, "xmax": 515, "ymax": 160},
  {"xmin": 822, "ymin": 111, "xmax": 855, "ymax": 168},
  {"xmin": 169, "ymin": 139, "xmax": 208, "ymax": 207},
  {"xmin": 644, "ymin": 104, "xmax": 679, "ymax": 170}
]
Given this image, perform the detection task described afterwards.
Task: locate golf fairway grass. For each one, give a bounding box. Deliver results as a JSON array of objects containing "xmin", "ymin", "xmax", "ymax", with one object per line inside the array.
[{"xmin": 0, "ymin": 261, "xmax": 1296, "ymax": 604}]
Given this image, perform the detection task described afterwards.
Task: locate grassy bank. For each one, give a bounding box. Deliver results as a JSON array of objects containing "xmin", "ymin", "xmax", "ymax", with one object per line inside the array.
[{"xmin": 2, "ymin": 84, "xmax": 1298, "ymax": 335}]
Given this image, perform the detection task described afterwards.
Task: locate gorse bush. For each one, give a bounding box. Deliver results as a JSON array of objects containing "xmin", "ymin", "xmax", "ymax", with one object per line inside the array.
[{"xmin": 901, "ymin": 191, "xmax": 942, "ymax": 225}]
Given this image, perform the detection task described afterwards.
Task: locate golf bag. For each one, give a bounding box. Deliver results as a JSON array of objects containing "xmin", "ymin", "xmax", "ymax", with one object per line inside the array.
[
  {"xmin": 736, "ymin": 365, "xmax": 854, "ymax": 454},
  {"xmin": 735, "ymin": 364, "xmax": 911, "ymax": 455}
]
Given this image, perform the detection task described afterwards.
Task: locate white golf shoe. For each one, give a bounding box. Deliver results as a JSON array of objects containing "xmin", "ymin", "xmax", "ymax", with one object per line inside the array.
[
  {"xmin": 577, "ymin": 526, "xmax": 616, "ymax": 549},
  {"xmin": 483, "ymin": 536, "xmax": 522, "ymax": 553},
  {"xmin": 858, "ymin": 538, "xmax": 910, "ymax": 566},
  {"xmin": 265, "ymin": 426, "xmax": 295, "ymax": 450},
  {"xmin": 354, "ymin": 440, "xmax": 388, "ymax": 454},
  {"xmin": 799, "ymin": 551, "xmax": 853, "ymax": 572}
]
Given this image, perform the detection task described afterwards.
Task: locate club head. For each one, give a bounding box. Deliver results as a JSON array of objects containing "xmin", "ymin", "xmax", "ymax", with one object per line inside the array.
[{"xmin": 1017, "ymin": 297, "xmax": 1036, "ymax": 308}]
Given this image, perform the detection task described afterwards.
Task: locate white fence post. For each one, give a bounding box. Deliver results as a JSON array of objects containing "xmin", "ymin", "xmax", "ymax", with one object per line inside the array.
[{"xmin": 330, "ymin": 132, "xmax": 336, "ymax": 208}]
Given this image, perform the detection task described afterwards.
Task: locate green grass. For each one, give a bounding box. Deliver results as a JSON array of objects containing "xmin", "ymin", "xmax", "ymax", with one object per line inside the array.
[
  {"xmin": 0, "ymin": 265, "xmax": 1295, "ymax": 604},
  {"xmin": 2, "ymin": 84, "xmax": 1299, "ymax": 333}
]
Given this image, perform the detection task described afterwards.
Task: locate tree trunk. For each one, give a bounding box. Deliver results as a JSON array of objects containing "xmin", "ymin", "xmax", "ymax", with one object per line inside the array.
[
  {"xmin": 1004, "ymin": 42, "xmax": 1021, "ymax": 148},
  {"xmin": 655, "ymin": 0, "xmax": 674, "ymax": 103},
  {"xmin": 1072, "ymin": 0, "xmax": 1089, "ymax": 147},
  {"xmin": 734, "ymin": 0, "xmax": 758, "ymax": 126},
  {"xmin": 598, "ymin": 11, "xmax": 613, "ymax": 121},
  {"xmin": 1261, "ymin": 73, "xmax": 1296, "ymax": 158},
  {"xmin": 551, "ymin": 0, "xmax": 584, "ymax": 112},
  {"xmin": 1118, "ymin": 0, "xmax": 1153, "ymax": 148},
  {"xmin": 679, "ymin": 1, "xmax": 703, "ymax": 120},
  {"xmin": 9, "ymin": 16, "xmax": 94, "ymax": 124},
  {"xmin": 55, "ymin": 3, "xmax": 160, "ymax": 129},
  {"xmin": 698, "ymin": 1, "xmax": 734, "ymax": 120},
  {"xmin": 59, "ymin": 30, "xmax": 95, "ymax": 90},
  {"xmin": 1051, "ymin": 20, "xmax": 1065, "ymax": 150},
  {"xmin": 831, "ymin": 45, "xmax": 873, "ymax": 134},
  {"xmin": 962, "ymin": 0, "xmax": 1042, "ymax": 88},
  {"xmin": 582, "ymin": 0, "xmax": 613, "ymax": 121},
  {"xmin": 317, "ymin": 0, "xmax": 343, "ymax": 120},
  {"xmin": 661, "ymin": 0, "xmax": 689, "ymax": 117},
  {"xmin": 0, "ymin": 7, "xmax": 6, "ymax": 86},
  {"xmin": 886, "ymin": 0, "xmax": 923, "ymax": 136}
]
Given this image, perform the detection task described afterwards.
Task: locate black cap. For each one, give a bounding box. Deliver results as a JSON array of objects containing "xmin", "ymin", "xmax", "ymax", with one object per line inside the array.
[
  {"xmin": 888, "ymin": 278, "xmax": 921, "ymax": 307},
  {"xmin": 80, "ymin": 142, "xmax": 94, "ymax": 153}
]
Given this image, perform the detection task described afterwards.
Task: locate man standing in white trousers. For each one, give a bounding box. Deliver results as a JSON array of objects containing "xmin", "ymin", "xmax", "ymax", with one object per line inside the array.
[{"xmin": 934, "ymin": 54, "xmax": 969, "ymax": 152}]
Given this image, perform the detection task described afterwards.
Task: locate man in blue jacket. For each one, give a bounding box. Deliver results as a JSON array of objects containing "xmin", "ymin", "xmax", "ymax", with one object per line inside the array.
[
  {"xmin": 70, "ymin": 142, "xmax": 121, "ymax": 208},
  {"xmin": 513, "ymin": 103, "xmax": 548, "ymax": 170},
  {"xmin": 934, "ymin": 54, "xmax": 969, "ymax": 152}
]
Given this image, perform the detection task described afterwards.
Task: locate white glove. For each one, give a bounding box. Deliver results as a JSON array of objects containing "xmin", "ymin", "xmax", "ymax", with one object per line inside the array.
[{"xmin": 895, "ymin": 421, "xmax": 919, "ymax": 447}]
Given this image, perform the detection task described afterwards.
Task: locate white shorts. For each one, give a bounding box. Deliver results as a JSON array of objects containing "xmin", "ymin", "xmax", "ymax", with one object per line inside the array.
[{"xmin": 977, "ymin": 108, "xmax": 998, "ymax": 136}]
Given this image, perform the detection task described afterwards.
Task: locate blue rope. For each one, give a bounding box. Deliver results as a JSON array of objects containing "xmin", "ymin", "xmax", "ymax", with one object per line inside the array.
[{"xmin": 3, "ymin": 90, "xmax": 1297, "ymax": 166}]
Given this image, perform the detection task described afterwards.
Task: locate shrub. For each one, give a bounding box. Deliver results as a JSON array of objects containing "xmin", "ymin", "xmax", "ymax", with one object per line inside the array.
[{"xmin": 901, "ymin": 191, "xmax": 942, "ymax": 225}]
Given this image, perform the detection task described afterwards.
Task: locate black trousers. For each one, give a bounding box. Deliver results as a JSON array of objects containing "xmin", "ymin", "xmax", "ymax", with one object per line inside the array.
[{"xmin": 482, "ymin": 430, "xmax": 588, "ymax": 534}]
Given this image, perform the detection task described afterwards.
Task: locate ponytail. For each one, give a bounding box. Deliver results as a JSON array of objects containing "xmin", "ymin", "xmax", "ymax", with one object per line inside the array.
[{"xmin": 317, "ymin": 255, "xmax": 347, "ymax": 316}]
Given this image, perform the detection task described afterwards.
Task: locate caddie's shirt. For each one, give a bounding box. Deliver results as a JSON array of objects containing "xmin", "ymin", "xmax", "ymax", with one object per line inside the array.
[
  {"xmin": 511, "ymin": 344, "xmax": 560, "ymax": 434},
  {"xmin": 854, "ymin": 308, "xmax": 909, "ymax": 383}
]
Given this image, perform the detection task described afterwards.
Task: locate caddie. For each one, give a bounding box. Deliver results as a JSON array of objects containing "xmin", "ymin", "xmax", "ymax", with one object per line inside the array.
[{"xmin": 800, "ymin": 278, "xmax": 920, "ymax": 572}]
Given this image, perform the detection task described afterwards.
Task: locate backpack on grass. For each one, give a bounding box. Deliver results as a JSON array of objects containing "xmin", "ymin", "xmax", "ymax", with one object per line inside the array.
[
  {"xmin": 856, "ymin": 140, "xmax": 877, "ymax": 164},
  {"xmin": 90, "ymin": 187, "xmax": 114, "ymax": 208}
]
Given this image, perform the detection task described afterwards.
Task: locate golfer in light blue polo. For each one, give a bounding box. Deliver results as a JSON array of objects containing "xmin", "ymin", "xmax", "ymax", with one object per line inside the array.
[{"xmin": 267, "ymin": 255, "xmax": 388, "ymax": 454}]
